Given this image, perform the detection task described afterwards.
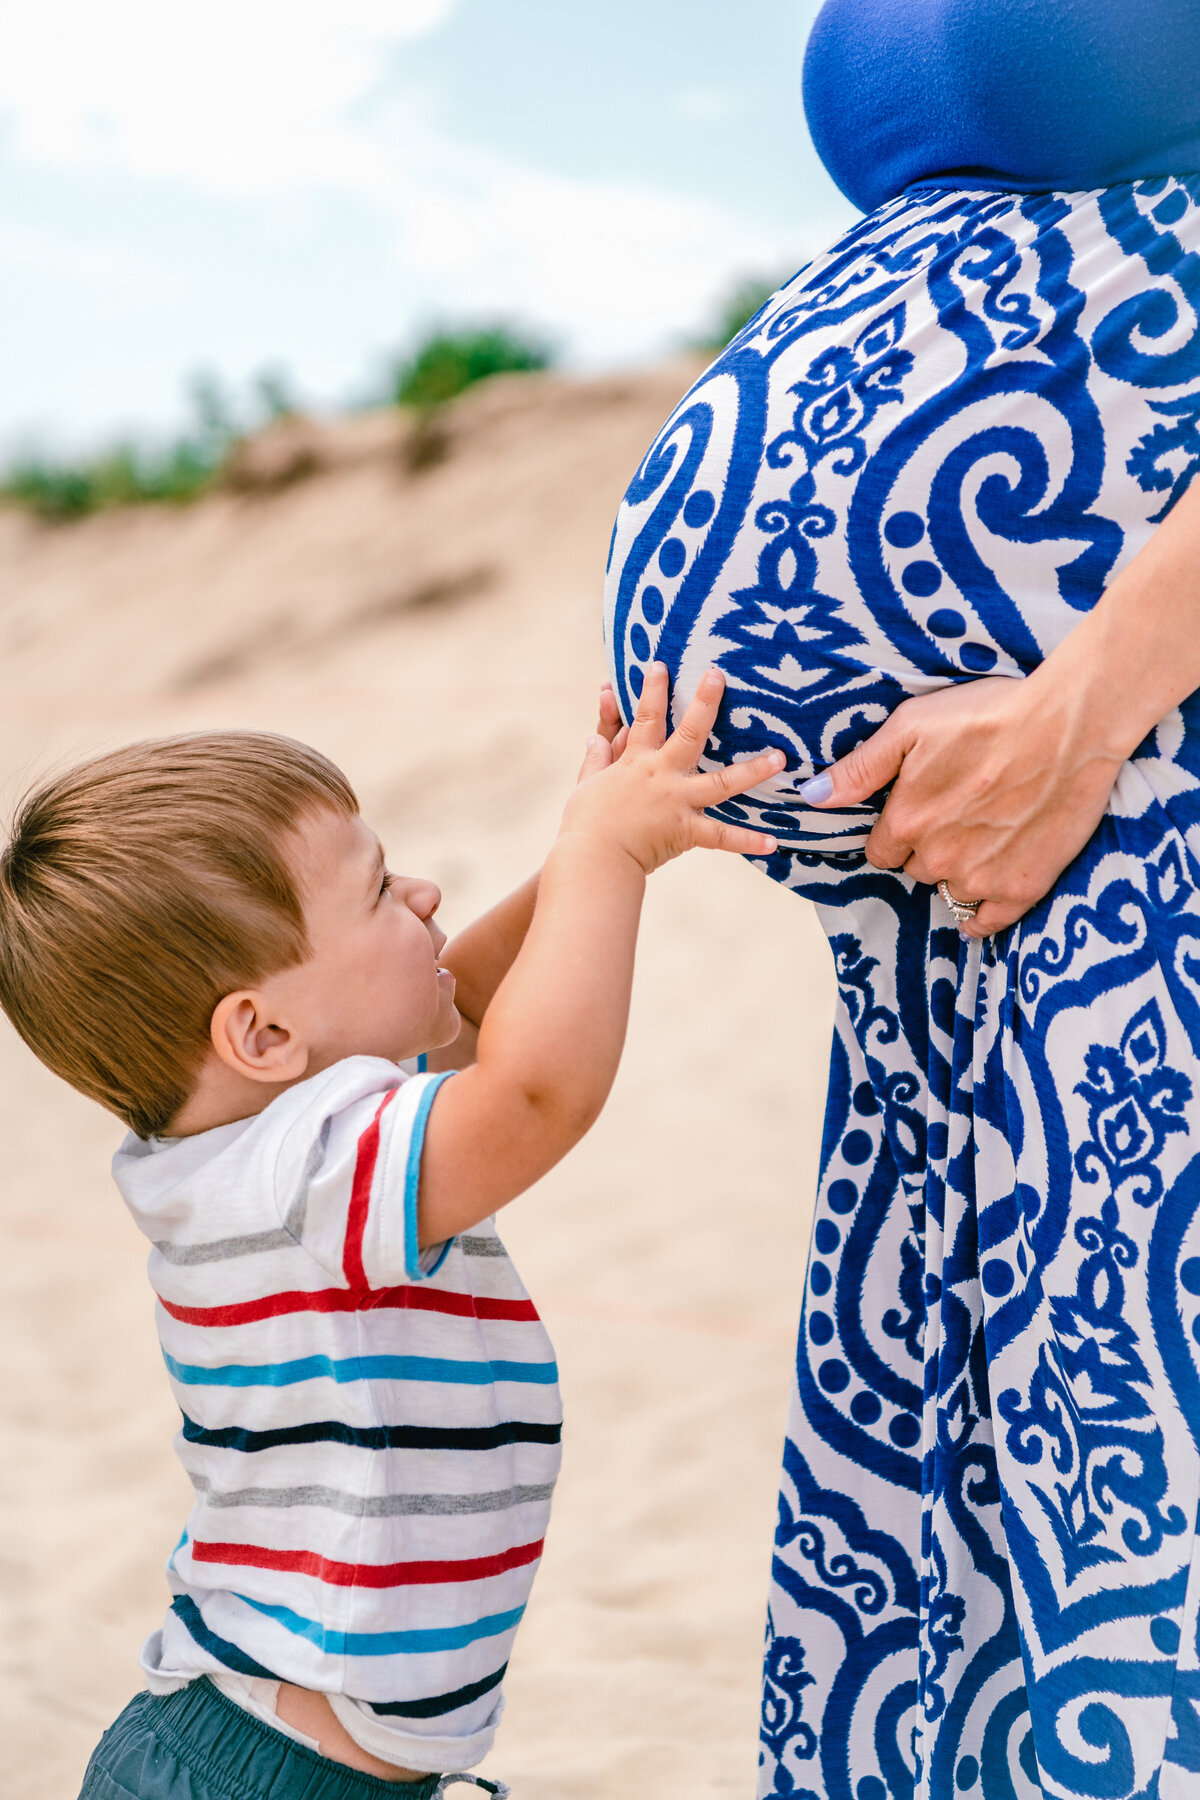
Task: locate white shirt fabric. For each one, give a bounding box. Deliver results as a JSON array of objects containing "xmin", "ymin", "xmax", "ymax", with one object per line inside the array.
[{"xmin": 112, "ymin": 1056, "xmax": 561, "ymax": 1773}]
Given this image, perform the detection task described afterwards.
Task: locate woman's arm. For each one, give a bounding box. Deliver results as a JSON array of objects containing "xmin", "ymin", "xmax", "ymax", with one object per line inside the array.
[{"xmin": 804, "ymin": 480, "xmax": 1200, "ymax": 938}]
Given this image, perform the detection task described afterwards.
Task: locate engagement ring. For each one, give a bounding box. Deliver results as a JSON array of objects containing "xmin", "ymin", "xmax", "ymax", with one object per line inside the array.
[{"xmin": 938, "ymin": 880, "xmax": 985, "ymax": 926}]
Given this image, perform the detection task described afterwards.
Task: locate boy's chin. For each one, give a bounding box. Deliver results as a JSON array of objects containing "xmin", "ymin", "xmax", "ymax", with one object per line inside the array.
[
  {"xmin": 411, "ymin": 1005, "xmax": 461, "ymax": 1060},
  {"xmin": 390, "ymin": 1004, "xmax": 459, "ymax": 1065},
  {"xmin": 436, "ymin": 1003, "xmax": 463, "ymax": 1047}
]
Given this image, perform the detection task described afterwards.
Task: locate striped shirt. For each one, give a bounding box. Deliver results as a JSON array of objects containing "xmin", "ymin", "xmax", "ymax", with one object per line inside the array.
[{"xmin": 112, "ymin": 1056, "xmax": 561, "ymax": 1772}]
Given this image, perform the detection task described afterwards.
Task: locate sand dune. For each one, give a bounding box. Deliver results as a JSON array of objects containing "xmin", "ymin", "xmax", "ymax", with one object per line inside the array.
[{"xmin": 0, "ymin": 363, "xmax": 835, "ymax": 1799}]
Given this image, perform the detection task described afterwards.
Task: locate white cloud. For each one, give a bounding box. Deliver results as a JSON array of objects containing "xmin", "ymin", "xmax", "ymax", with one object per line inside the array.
[
  {"xmin": 0, "ymin": 0, "xmax": 846, "ymax": 441},
  {"xmin": 373, "ymin": 132, "xmax": 806, "ymax": 360},
  {"xmin": 0, "ymin": 0, "xmax": 459, "ymax": 194},
  {"xmin": 0, "ymin": 0, "xmax": 817, "ymax": 362},
  {"xmin": 0, "ymin": 218, "xmax": 171, "ymax": 293}
]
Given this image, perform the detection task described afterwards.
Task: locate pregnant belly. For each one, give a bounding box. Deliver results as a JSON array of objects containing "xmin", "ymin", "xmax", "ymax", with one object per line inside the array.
[{"xmin": 604, "ymin": 180, "xmax": 1200, "ymax": 863}]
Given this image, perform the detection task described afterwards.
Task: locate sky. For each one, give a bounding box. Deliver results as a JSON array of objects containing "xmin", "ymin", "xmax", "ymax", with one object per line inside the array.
[{"xmin": 0, "ymin": 0, "xmax": 857, "ymax": 454}]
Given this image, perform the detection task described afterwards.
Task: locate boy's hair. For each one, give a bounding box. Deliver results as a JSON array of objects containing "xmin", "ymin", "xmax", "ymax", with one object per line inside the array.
[{"xmin": 0, "ymin": 731, "xmax": 358, "ymax": 1139}]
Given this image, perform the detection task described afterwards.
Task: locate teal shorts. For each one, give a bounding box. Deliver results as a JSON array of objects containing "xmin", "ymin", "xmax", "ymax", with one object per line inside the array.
[{"xmin": 77, "ymin": 1679, "xmax": 501, "ymax": 1800}]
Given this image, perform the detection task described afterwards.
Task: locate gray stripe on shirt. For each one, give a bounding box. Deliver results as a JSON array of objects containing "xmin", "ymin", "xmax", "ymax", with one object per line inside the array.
[
  {"xmin": 282, "ymin": 1121, "xmax": 329, "ymax": 1244},
  {"xmin": 154, "ymin": 1122, "xmax": 329, "ymax": 1266},
  {"xmin": 192, "ymin": 1475, "xmax": 555, "ymax": 1516},
  {"xmin": 459, "ymin": 1233, "xmax": 506, "ymax": 1257},
  {"xmin": 154, "ymin": 1225, "xmax": 295, "ymax": 1266}
]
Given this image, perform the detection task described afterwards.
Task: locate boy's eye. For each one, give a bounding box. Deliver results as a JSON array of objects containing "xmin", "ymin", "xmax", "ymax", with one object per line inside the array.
[{"xmin": 380, "ymin": 871, "xmax": 394, "ymax": 897}]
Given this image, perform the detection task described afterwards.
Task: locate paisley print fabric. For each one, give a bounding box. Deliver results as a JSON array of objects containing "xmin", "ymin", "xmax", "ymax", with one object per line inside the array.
[{"xmin": 603, "ymin": 181, "xmax": 1200, "ymax": 1799}]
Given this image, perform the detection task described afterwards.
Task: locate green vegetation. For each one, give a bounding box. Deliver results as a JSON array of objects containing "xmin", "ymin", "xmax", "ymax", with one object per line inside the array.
[
  {"xmin": 2, "ymin": 321, "xmax": 559, "ymax": 523},
  {"xmin": 391, "ymin": 322, "xmax": 555, "ymax": 410},
  {"xmin": 5, "ymin": 443, "xmax": 218, "ymax": 521},
  {"xmin": 253, "ymin": 364, "xmax": 300, "ymax": 423},
  {"xmin": 2, "ymin": 371, "xmax": 240, "ymax": 523}
]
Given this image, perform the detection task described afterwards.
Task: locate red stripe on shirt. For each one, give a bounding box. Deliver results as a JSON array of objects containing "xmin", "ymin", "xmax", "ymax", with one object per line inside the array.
[
  {"xmin": 190, "ymin": 1536, "xmax": 545, "ymax": 1587},
  {"xmin": 342, "ymin": 1089, "xmax": 397, "ymax": 1290},
  {"xmin": 156, "ymin": 1288, "xmax": 540, "ymax": 1327}
]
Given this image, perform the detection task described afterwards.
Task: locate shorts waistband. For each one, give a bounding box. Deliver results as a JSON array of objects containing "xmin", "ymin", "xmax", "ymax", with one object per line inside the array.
[{"xmin": 108, "ymin": 1680, "xmax": 442, "ymax": 1800}]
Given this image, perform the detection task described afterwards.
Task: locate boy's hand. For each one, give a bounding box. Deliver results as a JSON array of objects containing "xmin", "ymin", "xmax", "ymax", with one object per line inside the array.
[
  {"xmin": 599, "ymin": 681, "xmax": 630, "ymax": 762},
  {"xmin": 576, "ymin": 682, "xmax": 628, "ymax": 783},
  {"xmin": 564, "ymin": 663, "xmax": 782, "ymax": 875},
  {"xmin": 420, "ymin": 663, "xmax": 784, "ymax": 1243}
]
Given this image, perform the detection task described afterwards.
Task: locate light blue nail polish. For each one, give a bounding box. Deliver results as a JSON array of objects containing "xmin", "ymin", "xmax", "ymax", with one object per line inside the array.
[{"xmin": 800, "ymin": 772, "xmax": 834, "ymax": 805}]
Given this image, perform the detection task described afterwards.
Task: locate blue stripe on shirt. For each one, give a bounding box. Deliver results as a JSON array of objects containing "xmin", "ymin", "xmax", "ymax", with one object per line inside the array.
[
  {"xmin": 164, "ymin": 1351, "xmax": 559, "ymax": 1389},
  {"xmin": 404, "ymin": 1071, "xmax": 453, "ymax": 1281},
  {"xmin": 240, "ymin": 1593, "xmax": 526, "ymax": 1655}
]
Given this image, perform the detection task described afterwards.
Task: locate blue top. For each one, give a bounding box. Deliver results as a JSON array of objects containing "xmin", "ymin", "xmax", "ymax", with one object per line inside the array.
[{"xmin": 803, "ymin": 0, "xmax": 1200, "ymax": 213}]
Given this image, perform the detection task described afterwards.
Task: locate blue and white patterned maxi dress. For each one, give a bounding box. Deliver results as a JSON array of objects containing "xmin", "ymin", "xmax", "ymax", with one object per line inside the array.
[{"xmin": 603, "ymin": 181, "xmax": 1200, "ymax": 1800}]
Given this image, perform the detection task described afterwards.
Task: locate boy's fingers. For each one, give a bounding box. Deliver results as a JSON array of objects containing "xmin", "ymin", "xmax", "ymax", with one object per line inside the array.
[
  {"xmin": 610, "ymin": 724, "xmax": 631, "ymax": 761},
  {"xmin": 576, "ymin": 734, "xmax": 614, "ymax": 783},
  {"xmin": 596, "ymin": 682, "xmax": 622, "ymax": 742},
  {"xmin": 691, "ymin": 818, "xmax": 778, "ymax": 857},
  {"xmin": 626, "ymin": 662, "xmax": 671, "ymax": 752},
  {"xmin": 696, "ymin": 747, "xmax": 786, "ymax": 802},
  {"xmin": 662, "ymin": 667, "xmax": 724, "ymax": 769}
]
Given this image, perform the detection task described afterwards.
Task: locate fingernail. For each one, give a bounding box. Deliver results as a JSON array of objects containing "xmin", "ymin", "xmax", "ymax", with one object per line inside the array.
[
  {"xmin": 587, "ymin": 735, "xmax": 600, "ymax": 749},
  {"xmin": 762, "ymin": 836, "xmax": 778, "ymax": 854},
  {"xmin": 800, "ymin": 772, "xmax": 834, "ymax": 804}
]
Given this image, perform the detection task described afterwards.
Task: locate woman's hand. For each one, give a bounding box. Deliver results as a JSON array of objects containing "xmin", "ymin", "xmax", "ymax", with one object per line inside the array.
[
  {"xmin": 802, "ymin": 482, "xmax": 1200, "ymax": 938},
  {"xmin": 802, "ymin": 668, "xmax": 1127, "ymax": 938}
]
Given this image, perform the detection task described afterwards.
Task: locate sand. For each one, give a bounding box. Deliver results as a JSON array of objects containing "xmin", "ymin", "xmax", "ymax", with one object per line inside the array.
[{"xmin": 0, "ymin": 363, "xmax": 836, "ymax": 1799}]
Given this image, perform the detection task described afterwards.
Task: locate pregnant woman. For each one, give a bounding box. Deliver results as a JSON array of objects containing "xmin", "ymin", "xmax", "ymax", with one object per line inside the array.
[{"xmin": 604, "ymin": 4, "xmax": 1200, "ymax": 1796}]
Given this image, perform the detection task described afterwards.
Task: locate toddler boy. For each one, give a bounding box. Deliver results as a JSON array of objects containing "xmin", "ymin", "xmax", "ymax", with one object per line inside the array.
[{"xmin": 0, "ymin": 666, "xmax": 781, "ymax": 1799}]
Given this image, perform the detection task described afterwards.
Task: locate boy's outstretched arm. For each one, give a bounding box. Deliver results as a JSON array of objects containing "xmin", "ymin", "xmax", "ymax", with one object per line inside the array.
[
  {"xmin": 417, "ymin": 664, "xmax": 784, "ymax": 1245},
  {"xmin": 424, "ymin": 684, "xmax": 626, "ymax": 1072},
  {"xmin": 422, "ymin": 876, "xmax": 539, "ymax": 1072}
]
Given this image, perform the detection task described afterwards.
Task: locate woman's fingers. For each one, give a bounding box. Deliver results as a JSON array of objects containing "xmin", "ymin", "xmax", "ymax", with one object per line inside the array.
[
  {"xmin": 943, "ymin": 865, "xmax": 1051, "ymax": 939},
  {"xmin": 960, "ymin": 900, "xmax": 1020, "ymax": 939},
  {"xmin": 800, "ymin": 707, "xmax": 911, "ymax": 808},
  {"xmin": 866, "ymin": 811, "xmax": 916, "ymax": 873},
  {"xmin": 786, "ymin": 669, "xmax": 1126, "ymax": 935}
]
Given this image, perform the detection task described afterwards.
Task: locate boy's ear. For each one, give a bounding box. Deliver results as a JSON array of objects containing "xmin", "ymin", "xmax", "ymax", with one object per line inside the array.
[{"xmin": 210, "ymin": 991, "xmax": 309, "ymax": 1085}]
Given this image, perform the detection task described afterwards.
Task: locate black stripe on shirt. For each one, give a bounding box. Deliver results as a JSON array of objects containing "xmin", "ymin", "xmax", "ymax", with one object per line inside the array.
[
  {"xmin": 367, "ymin": 1662, "xmax": 508, "ymax": 1719},
  {"xmin": 181, "ymin": 1415, "xmax": 562, "ymax": 1454},
  {"xmin": 171, "ymin": 1595, "xmax": 276, "ymax": 1679}
]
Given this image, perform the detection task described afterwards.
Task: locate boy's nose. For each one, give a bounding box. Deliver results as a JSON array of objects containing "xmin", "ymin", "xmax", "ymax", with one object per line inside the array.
[{"xmin": 409, "ymin": 878, "xmax": 442, "ymax": 920}]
